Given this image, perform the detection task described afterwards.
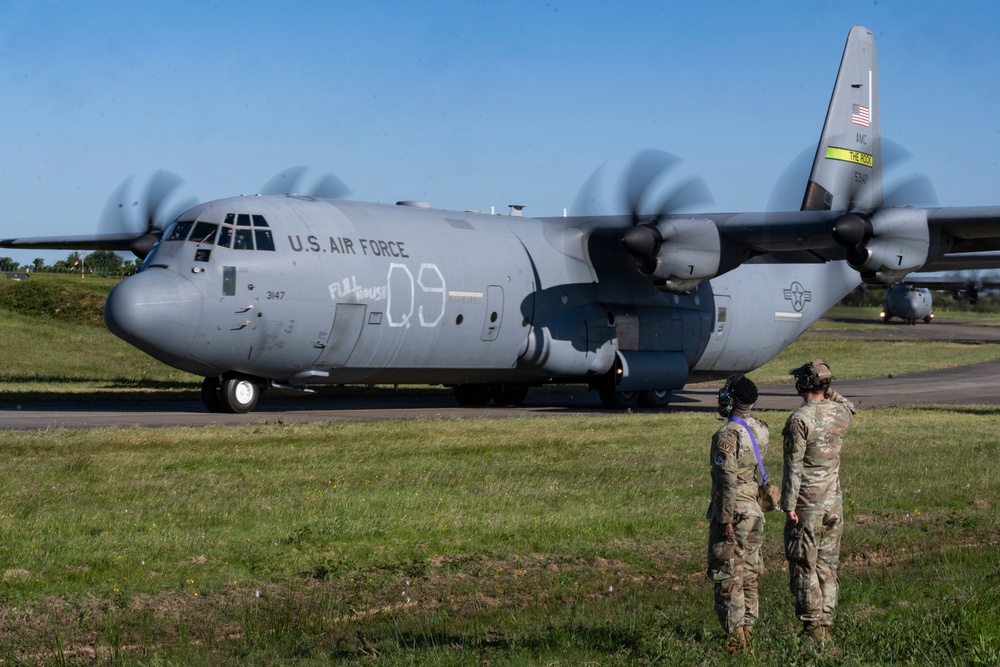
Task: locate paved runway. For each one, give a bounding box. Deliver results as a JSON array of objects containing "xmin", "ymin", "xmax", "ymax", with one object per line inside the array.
[{"xmin": 3, "ymin": 315, "xmax": 999, "ymax": 430}]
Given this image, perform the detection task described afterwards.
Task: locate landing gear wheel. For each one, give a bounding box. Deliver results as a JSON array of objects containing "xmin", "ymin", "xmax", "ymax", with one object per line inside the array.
[
  {"xmin": 598, "ymin": 383, "xmax": 641, "ymax": 409},
  {"xmin": 219, "ymin": 376, "xmax": 260, "ymax": 413},
  {"xmin": 453, "ymin": 384, "xmax": 491, "ymax": 406},
  {"xmin": 639, "ymin": 389, "xmax": 673, "ymax": 408},
  {"xmin": 492, "ymin": 384, "xmax": 529, "ymax": 406},
  {"xmin": 201, "ymin": 377, "xmax": 226, "ymax": 413},
  {"xmin": 923, "ymin": 315, "xmax": 932, "ymax": 324}
]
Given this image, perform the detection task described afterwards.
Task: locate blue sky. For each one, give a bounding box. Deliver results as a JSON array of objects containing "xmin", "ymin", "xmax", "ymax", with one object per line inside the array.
[{"xmin": 2, "ymin": 1, "xmax": 999, "ymax": 267}]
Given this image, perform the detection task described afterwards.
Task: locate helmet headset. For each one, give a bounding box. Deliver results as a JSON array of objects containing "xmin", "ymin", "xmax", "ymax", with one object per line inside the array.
[
  {"xmin": 790, "ymin": 359, "xmax": 833, "ymax": 393},
  {"xmin": 718, "ymin": 373, "xmax": 757, "ymax": 418}
]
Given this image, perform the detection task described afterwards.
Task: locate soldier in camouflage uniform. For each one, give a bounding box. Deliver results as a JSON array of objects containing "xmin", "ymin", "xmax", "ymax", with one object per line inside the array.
[
  {"xmin": 781, "ymin": 359, "xmax": 856, "ymax": 645},
  {"xmin": 707, "ymin": 374, "xmax": 769, "ymax": 653}
]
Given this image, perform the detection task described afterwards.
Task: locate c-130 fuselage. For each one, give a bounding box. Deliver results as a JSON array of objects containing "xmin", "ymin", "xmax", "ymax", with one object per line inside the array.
[{"xmin": 105, "ymin": 194, "xmax": 856, "ymax": 412}]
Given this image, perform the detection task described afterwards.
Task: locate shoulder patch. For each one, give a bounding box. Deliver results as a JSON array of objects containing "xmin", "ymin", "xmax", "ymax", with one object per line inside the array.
[
  {"xmin": 716, "ymin": 429, "xmax": 737, "ymax": 454},
  {"xmin": 714, "ymin": 451, "xmax": 727, "ymax": 466}
]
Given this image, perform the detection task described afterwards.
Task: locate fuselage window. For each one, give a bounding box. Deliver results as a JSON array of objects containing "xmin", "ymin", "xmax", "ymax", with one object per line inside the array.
[
  {"xmin": 190, "ymin": 221, "xmax": 219, "ymax": 245},
  {"xmin": 237, "ymin": 213, "xmax": 252, "ymax": 226},
  {"xmin": 252, "ymin": 214, "xmax": 269, "ymax": 227},
  {"xmin": 217, "ymin": 225, "xmax": 234, "ymax": 248},
  {"xmin": 255, "ymin": 228, "xmax": 275, "ymax": 251},
  {"xmin": 224, "ymin": 213, "xmax": 236, "ymax": 225},
  {"xmin": 233, "ymin": 228, "xmax": 254, "ymax": 250},
  {"xmin": 168, "ymin": 220, "xmax": 195, "ymax": 241}
]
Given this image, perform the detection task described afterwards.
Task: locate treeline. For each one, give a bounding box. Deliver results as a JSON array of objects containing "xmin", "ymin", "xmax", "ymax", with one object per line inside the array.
[{"xmin": 0, "ymin": 250, "xmax": 139, "ymax": 277}]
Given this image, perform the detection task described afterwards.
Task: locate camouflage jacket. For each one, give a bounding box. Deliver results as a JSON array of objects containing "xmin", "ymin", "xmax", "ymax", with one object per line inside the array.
[
  {"xmin": 707, "ymin": 415, "xmax": 769, "ymax": 524},
  {"xmin": 780, "ymin": 391, "xmax": 856, "ymax": 514}
]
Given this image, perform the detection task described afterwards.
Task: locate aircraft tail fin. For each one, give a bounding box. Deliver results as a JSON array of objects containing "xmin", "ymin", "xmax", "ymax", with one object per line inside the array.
[{"xmin": 801, "ymin": 26, "xmax": 880, "ymax": 212}]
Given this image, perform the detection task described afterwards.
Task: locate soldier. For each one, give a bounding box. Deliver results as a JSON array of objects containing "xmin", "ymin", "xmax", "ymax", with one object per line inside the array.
[
  {"xmin": 707, "ymin": 374, "xmax": 769, "ymax": 653},
  {"xmin": 781, "ymin": 359, "xmax": 856, "ymax": 646}
]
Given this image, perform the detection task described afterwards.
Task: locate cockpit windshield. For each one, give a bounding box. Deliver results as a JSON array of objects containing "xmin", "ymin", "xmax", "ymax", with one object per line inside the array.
[{"xmin": 161, "ymin": 213, "xmax": 275, "ymax": 252}]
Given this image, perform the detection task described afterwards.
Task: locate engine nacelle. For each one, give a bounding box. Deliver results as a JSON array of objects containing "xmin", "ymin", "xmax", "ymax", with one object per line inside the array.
[
  {"xmin": 837, "ymin": 208, "xmax": 930, "ymax": 285},
  {"xmin": 639, "ymin": 218, "xmax": 721, "ymax": 292}
]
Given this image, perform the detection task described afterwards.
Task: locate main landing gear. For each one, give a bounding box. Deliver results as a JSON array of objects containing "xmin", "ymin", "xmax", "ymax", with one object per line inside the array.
[
  {"xmin": 597, "ymin": 385, "xmax": 673, "ymax": 409},
  {"xmin": 202, "ymin": 375, "xmax": 262, "ymax": 413},
  {"xmin": 452, "ymin": 383, "xmax": 530, "ymax": 406},
  {"xmin": 596, "ymin": 371, "xmax": 673, "ymax": 409}
]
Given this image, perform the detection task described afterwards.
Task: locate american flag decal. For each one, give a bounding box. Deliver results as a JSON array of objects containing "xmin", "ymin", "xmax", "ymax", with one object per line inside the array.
[{"xmin": 852, "ymin": 103, "xmax": 870, "ymax": 127}]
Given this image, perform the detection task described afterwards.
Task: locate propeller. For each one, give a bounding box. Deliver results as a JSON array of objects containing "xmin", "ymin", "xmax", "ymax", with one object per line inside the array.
[
  {"xmin": 98, "ymin": 170, "xmax": 199, "ymax": 259},
  {"xmin": 763, "ymin": 138, "xmax": 938, "ymax": 273},
  {"xmin": 826, "ymin": 139, "xmax": 937, "ymax": 262},
  {"xmin": 616, "ymin": 149, "xmax": 714, "ymax": 271},
  {"xmin": 259, "ymin": 166, "xmax": 351, "ymax": 199}
]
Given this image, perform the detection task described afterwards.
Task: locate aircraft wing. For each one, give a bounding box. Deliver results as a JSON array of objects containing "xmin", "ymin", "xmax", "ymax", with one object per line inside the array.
[
  {"xmin": 713, "ymin": 206, "xmax": 1000, "ymax": 269},
  {"xmin": 925, "ymin": 207, "xmax": 1000, "ymax": 253},
  {"xmin": 899, "ymin": 271, "xmax": 1000, "ymax": 290},
  {"xmin": 0, "ymin": 233, "xmax": 139, "ymax": 251}
]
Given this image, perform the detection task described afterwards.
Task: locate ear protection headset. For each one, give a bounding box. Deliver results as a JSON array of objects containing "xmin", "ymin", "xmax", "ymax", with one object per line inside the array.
[
  {"xmin": 717, "ymin": 373, "xmax": 743, "ymax": 418},
  {"xmin": 792, "ymin": 359, "xmax": 832, "ymax": 393},
  {"xmin": 793, "ymin": 363, "xmax": 816, "ymax": 393}
]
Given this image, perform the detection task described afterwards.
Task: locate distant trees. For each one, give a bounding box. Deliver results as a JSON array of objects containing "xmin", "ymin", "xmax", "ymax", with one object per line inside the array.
[
  {"xmin": 1, "ymin": 251, "xmax": 138, "ymax": 275},
  {"xmin": 82, "ymin": 250, "xmax": 129, "ymax": 275}
]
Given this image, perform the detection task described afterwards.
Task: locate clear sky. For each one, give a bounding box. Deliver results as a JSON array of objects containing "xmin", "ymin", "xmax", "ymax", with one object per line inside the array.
[{"xmin": 2, "ymin": 1, "xmax": 999, "ymax": 267}]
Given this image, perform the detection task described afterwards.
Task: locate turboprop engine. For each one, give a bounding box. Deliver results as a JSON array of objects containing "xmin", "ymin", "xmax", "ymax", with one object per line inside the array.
[
  {"xmin": 831, "ymin": 207, "xmax": 931, "ymax": 285},
  {"xmin": 621, "ymin": 217, "xmax": 721, "ymax": 292}
]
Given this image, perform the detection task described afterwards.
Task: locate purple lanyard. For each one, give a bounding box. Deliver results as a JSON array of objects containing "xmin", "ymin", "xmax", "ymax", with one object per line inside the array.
[{"xmin": 729, "ymin": 415, "xmax": 768, "ymax": 486}]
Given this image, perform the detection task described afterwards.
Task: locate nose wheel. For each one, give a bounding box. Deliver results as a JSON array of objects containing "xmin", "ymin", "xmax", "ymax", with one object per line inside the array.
[{"xmin": 201, "ymin": 375, "xmax": 262, "ymax": 413}]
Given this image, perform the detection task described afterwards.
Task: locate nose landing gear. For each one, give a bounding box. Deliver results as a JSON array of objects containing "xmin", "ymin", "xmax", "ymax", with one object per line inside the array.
[{"xmin": 201, "ymin": 375, "xmax": 262, "ymax": 413}]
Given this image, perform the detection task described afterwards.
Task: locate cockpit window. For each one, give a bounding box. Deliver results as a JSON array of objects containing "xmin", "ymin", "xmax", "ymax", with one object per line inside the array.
[
  {"xmin": 190, "ymin": 221, "xmax": 218, "ymax": 245},
  {"xmin": 217, "ymin": 225, "xmax": 233, "ymax": 248},
  {"xmin": 233, "ymin": 228, "xmax": 254, "ymax": 250},
  {"xmin": 167, "ymin": 220, "xmax": 194, "ymax": 241},
  {"xmin": 255, "ymin": 228, "xmax": 275, "ymax": 251},
  {"xmin": 190, "ymin": 213, "xmax": 275, "ymax": 251}
]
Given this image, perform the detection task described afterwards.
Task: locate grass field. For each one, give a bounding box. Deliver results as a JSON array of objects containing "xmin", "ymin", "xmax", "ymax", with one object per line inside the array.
[
  {"xmin": 0, "ymin": 413, "xmax": 997, "ymax": 664},
  {"xmin": 1, "ymin": 274, "xmax": 1000, "ymax": 664}
]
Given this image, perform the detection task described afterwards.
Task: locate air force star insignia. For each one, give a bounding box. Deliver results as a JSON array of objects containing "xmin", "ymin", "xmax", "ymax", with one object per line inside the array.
[
  {"xmin": 714, "ymin": 451, "xmax": 727, "ymax": 466},
  {"xmin": 783, "ymin": 281, "xmax": 813, "ymax": 312}
]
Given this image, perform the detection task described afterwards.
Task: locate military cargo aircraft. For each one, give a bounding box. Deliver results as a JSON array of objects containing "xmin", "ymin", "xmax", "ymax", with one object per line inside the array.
[
  {"xmin": 879, "ymin": 267, "xmax": 1000, "ymax": 323},
  {"xmin": 880, "ymin": 284, "xmax": 935, "ymax": 324},
  {"xmin": 5, "ymin": 26, "xmax": 1000, "ymax": 413}
]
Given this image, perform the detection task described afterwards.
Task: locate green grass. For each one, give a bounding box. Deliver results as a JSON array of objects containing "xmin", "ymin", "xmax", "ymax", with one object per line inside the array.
[
  {"xmin": 0, "ymin": 411, "xmax": 997, "ymax": 664},
  {"xmin": 748, "ymin": 338, "xmax": 1000, "ymax": 385},
  {"xmin": 2, "ymin": 275, "xmax": 1000, "ymax": 663}
]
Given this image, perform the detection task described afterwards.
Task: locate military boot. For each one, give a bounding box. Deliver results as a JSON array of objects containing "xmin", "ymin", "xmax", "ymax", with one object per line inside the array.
[
  {"xmin": 801, "ymin": 622, "xmax": 827, "ymax": 646},
  {"xmin": 726, "ymin": 626, "xmax": 746, "ymax": 654}
]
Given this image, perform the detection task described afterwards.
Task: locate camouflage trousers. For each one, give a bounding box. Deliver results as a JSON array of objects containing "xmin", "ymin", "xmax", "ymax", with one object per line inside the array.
[
  {"xmin": 707, "ymin": 509, "xmax": 764, "ymax": 634},
  {"xmin": 784, "ymin": 497, "xmax": 843, "ymax": 627}
]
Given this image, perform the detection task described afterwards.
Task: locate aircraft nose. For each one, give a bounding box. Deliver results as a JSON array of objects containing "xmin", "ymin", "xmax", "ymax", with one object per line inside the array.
[{"xmin": 105, "ymin": 269, "xmax": 203, "ymax": 364}]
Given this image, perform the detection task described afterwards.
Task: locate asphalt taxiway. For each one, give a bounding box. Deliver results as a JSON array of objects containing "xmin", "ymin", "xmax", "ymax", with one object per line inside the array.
[{"xmin": 3, "ymin": 315, "xmax": 999, "ymax": 430}]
